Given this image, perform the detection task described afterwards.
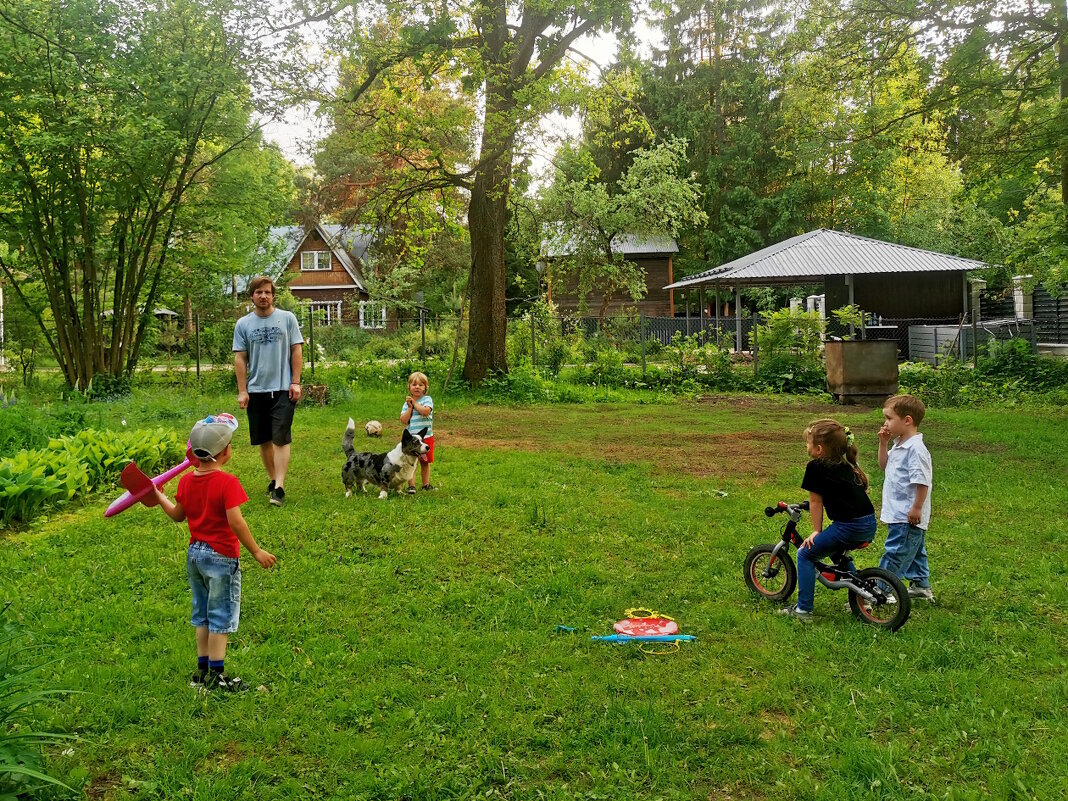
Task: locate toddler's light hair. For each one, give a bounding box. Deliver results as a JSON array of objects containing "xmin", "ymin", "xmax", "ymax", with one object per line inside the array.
[{"xmin": 408, "ymin": 371, "xmax": 429, "ymax": 391}]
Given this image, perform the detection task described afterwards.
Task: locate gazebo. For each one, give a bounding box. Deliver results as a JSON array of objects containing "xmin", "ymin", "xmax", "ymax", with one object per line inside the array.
[{"xmin": 664, "ymin": 229, "xmax": 987, "ymax": 353}]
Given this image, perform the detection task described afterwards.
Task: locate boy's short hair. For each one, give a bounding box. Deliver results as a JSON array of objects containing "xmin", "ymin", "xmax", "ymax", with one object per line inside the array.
[
  {"xmin": 248, "ymin": 275, "xmax": 276, "ymax": 297},
  {"xmin": 408, "ymin": 371, "xmax": 429, "ymax": 389},
  {"xmin": 884, "ymin": 394, "xmax": 925, "ymax": 426}
]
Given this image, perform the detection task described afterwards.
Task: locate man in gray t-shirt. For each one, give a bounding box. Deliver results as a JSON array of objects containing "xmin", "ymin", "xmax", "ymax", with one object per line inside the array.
[{"xmin": 233, "ymin": 276, "xmax": 304, "ymax": 507}]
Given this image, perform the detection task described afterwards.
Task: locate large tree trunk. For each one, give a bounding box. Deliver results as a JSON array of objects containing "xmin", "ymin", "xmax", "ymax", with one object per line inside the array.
[{"xmin": 463, "ymin": 83, "xmax": 516, "ymax": 384}]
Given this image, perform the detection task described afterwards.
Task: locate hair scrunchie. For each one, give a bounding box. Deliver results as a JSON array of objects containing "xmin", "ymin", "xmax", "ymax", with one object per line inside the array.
[{"xmin": 843, "ymin": 426, "xmax": 855, "ymax": 445}]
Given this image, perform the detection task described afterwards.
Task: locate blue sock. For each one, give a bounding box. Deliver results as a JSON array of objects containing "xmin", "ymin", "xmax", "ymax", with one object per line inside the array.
[
  {"xmin": 197, "ymin": 656, "xmax": 209, "ymax": 671},
  {"xmin": 209, "ymin": 659, "xmax": 224, "ymax": 674}
]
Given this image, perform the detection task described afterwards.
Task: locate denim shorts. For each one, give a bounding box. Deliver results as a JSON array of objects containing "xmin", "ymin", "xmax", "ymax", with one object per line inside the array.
[{"xmin": 187, "ymin": 541, "xmax": 241, "ymax": 634}]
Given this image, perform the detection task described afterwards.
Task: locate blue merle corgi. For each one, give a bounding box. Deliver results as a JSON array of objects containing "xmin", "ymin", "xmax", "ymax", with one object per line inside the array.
[{"xmin": 342, "ymin": 418, "xmax": 429, "ymax": 499}]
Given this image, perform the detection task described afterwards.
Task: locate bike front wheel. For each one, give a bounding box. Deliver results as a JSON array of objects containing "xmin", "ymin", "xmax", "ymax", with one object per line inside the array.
[
  {"xmin": 848, "ymin": 568, "xmax": 911, "ymax": 631},
  {"xmin": 744, "ymin": 544, "xmax": 796, "ymax": 602}
]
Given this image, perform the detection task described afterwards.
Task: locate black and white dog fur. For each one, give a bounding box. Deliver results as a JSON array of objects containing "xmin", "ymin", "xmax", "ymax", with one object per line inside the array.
[{"xmin": 342, "ymin": 418, "xmax": 429, "ymax": 499}]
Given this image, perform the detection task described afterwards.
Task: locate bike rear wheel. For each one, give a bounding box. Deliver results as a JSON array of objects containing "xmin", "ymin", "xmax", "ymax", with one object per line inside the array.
[
  {"xmin": 848, "ymin": 568, "xmax": 911, "ymax": 631},
  {"xmin": 744, "ymin": 544, "xmax": 796, "ymax": 602}
]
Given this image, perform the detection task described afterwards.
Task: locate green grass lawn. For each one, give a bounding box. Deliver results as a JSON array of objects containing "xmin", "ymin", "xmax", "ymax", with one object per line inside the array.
[{"xmin": 3, "ymin": 390, "xmax": 1067, "ymax": 800}]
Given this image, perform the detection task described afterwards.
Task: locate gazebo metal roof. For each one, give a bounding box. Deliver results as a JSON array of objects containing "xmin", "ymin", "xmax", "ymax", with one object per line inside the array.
[{"xmin": 664, "ymin": 229, "xmax": 986, "ymax": 289}]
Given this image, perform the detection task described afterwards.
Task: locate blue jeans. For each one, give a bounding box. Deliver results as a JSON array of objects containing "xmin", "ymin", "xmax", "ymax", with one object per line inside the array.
[
  {"xmin": 878, "ymin": 523, "xmax": 930, "ymax": 588},
  {"xmin": 187, "ymin": 542, "xmax": 241, "ymax": 634},
  {"xmin": 796, "ymin": 514, "xmax": 877, "ymax": 612}
]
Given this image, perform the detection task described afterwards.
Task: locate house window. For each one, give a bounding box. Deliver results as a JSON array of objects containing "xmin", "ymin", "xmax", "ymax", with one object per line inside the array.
[
  {"xmin": 300, "ymin": 251, "xmax": 331, "ymax": 272},
  {"xmin": 308, "ymin": 301, "xmax": 343, "ymax": 325},
  {"xmin": 359, "ymin": 301, "xmax": 387, "ymax": 330}
]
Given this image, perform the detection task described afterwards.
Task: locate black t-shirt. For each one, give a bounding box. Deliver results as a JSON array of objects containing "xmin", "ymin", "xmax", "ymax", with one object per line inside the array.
[{"xmin": 801, "ymin": 459, "xmax": 875, "ymax": 522}]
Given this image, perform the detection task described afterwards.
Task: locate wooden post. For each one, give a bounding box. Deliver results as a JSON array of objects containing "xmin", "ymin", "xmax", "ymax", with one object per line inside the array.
[
  {"xmin": 753, "ymin": 311, "xmax": 759, "ymax": 377},
  {"xmin": 640, "ymin": 312, "xmax": 646, "ymax": 377},
  {"xmin": 847, "ymin": 274, "xmax": 856, "ymax": 339},
  {"xmin": 699, "ymin": 286, "xmax": 705, "ymax": 343},
  {"xmin": 685, "ymin": 292, "xmax": 691, "ymax": 337},
  {"xmin": 714, "ymin": 282, "xmax": 720, "ymax": 346},
  {"xmin": 308, "ymin": 306, "xmax": 316, "ymax": 378},
  {"xmin": 195, "ymin": 313, "xmax": 201, "ymax": 379},
  {"xmin": 735, "ymin": 285, "xmax": 743, "ymax": 353}
]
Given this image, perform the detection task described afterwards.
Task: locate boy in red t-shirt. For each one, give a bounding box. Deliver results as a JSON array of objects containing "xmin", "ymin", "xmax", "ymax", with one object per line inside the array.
[{"xmin": 155, "ymin": 414, "xmax": 276, "ymax": 692}]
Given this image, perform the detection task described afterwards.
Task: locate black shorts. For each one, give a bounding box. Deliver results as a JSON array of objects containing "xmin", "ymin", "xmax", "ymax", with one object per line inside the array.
[{"xmin": 246, "ymin": 391, "xmax": 296, "ymax": 447}]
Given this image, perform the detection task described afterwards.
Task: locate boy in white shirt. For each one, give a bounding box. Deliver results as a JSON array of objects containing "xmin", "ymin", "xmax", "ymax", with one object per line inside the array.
[{"xmin": 877, "ymin": 394, "xmax": 935, "ymax": 602}]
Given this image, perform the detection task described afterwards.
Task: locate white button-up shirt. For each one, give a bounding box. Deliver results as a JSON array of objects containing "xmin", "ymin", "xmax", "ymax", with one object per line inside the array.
[{"xmin": 880, "ymin": 433, "xmax": 933, "ymax": 529}]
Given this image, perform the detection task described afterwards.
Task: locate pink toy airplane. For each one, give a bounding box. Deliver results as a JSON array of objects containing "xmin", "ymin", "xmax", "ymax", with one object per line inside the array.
[
  {"xmin": 104, "ymin": 446, "xmax": 196, "ymax": 518},
  {"xmin": 105, "ymin": 413, "xmax": 239, "ymax": 518}
]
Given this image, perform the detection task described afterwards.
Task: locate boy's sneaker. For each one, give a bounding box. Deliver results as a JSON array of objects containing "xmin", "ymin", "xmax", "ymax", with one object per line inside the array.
[
  {"xmin": 189, "ymin": 668, "xmax": 208, "ymax": 687},
  {"xmin": 908, "ymin": 585, "xmax": 935, "ymax": 602},
  {"xmin": 267, "ymin": 480, "xmax": 276, "ymax": 499},
  {"xmin": 270, "ymin": 486, "xmax": 285, "ymax": 507},
  {"xmin": 777, "ymin": 604, "xmax": 813, "ymax": 622},
  {"xmin": 205, "ymin": 673, "xmax": 248, "ymax": 693}
]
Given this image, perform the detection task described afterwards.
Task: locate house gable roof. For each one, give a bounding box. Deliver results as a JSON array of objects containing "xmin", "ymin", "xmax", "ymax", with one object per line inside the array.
[
  {"xmin": 270, "ymin": 223, "xmax": 374, "ymax": 291},
  {"xmin": 665, "ymin": 229, "xmax": 986, "ymax": 289}
]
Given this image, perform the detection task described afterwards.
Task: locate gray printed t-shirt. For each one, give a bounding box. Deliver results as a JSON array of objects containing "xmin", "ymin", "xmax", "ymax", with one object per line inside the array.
[{"xmin": 232, "ymin": 309, "xmax": 304, "ymax": 392}]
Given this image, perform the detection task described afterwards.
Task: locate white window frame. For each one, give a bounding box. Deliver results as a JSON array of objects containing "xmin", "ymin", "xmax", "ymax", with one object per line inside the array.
[
  {"xmin": 308, "ymin": 300, "xmax": 343, "ymax": 325},
  {"xmin": 300, "ymin": 250, "xmax": 332, "ymax": 272},
  {"xmin": 359, "ymin": 301, "xmax": 387, "ymax": 330}
]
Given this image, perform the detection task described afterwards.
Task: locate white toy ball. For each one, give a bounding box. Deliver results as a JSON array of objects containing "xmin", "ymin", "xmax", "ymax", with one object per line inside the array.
[{"xmin": 365, "ymin": 420, "xmax": 383, "ymax": 437}]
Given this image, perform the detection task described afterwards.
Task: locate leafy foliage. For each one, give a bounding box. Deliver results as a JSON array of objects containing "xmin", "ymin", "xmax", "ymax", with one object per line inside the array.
[
  {"xmin": 0, "ymin": 0, "xmax": 282, "ymax": 387},
  {"xmin": 900, "ymin": 338, "xmax": 1068, "ymax": 407},
  {"xmin": 540, "ymin": 139, "xmax": 707, "ymax": 318},
  {"xmin": 0, "ymin": 428, "xmax": 183, "ymax": 527}
]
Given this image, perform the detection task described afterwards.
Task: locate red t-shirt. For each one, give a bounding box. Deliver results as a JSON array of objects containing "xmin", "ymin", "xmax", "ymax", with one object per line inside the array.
[{"xmin": 175, "ymin": 470, "xmax": 249, "ymax": 559}]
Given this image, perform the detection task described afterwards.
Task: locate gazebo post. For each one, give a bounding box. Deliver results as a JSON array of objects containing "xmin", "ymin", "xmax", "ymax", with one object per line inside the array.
[
  {"xmin": 714, "ymin": 282, "xmax": 720, "ymax": 346},
  {"xmin": 847, "ymin": 274, "xmax": 856, "ymax": 338},
  {"xmin": 699, "ymin": 286, "xmax": 705, "ymax": 343},
  {"xmin": 735, "ymin": 284, "xmax": 743, "ymax": 353}
]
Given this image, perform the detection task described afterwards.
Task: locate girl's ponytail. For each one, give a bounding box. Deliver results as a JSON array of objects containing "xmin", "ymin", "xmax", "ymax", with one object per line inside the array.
[
  {"xmin": 843, "ymin": 429, "xmax": 869, "ymax": 490},
  {"xmin": 806, "ymin": 420, "xmax": 868, "ymax": 489}
]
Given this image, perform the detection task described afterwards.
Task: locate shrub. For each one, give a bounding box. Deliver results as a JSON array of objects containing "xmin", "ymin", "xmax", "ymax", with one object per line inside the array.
[
  {"xmin": 478, "ymin": 361, "xmax": 551, "ymax": 403},
  {"xmin": 49, "ymin": 429, "xmax": 184, "ymax": 491},
  {"xmin": 0, "ymin": 451, "xmax": 86, "ymax": 527},
  {"xmin": 0, "ymin": 428, "xmax": 182, "ymax": 527}
]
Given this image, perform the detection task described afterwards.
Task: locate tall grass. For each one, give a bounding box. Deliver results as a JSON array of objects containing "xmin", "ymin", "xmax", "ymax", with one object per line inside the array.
[{"xmin": 0, "ymin": 604, "xmax": 72, "ymax": 796}]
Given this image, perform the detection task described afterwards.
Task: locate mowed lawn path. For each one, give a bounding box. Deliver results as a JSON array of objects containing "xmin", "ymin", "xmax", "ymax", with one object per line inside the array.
[{"xmin": 3, "ymin": 392, "xmax": 1067, "ymax": 800}]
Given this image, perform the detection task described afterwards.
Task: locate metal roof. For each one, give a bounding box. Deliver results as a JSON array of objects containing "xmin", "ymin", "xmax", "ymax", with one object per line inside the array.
[
  {"xmin": 542, "ymin": 232, "xmax": 678, "ymax": 258},
  {"xmin": 664, "ymin": 229, "xmax": 986, "ymax": 289}
]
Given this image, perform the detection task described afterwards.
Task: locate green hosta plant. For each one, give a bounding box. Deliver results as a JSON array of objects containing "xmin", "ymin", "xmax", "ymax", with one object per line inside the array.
[
  {"xmin": 0, "ymin": 451, "xmax": 87, "ymax": 527},
  {"xmin": 48, "ymin": 429, "xmax": 183, "ymax": 491},
  {"xmin": 0, "ymin": 428, "xmax": 181, "ymax": 527}
]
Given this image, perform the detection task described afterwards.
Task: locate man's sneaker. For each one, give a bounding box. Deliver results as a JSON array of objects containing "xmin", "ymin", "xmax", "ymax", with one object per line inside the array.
[
  {"xmin": 270, "ymin": 486, "xmax": 285, "ymax": 507},
  {"xmin": 267, "ymin": 480, "xmax": 276, "ymax": 499},
  {"xmin": 777, "ymin": 604, "xmax": 813, "ymax": 622},
  {"xmin": 189, "ymin": 668, "xmax": 207, "ymax": 687},
  {"xmin": 205, "ymin": 673, "xmax": 248, "ymax": 693},
  {"xmin": 407, "ymin": 486, "xmax": 416, "ymax": 495},
  {"xmin": 908, "ymin": 586, "xmax": 935, "ymax": 602}
]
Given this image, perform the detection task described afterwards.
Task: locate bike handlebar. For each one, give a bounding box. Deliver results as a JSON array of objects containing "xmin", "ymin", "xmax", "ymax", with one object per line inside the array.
[{"xmin": 765, "ymin": 501, "xmax": 810, "ymax": 516}]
